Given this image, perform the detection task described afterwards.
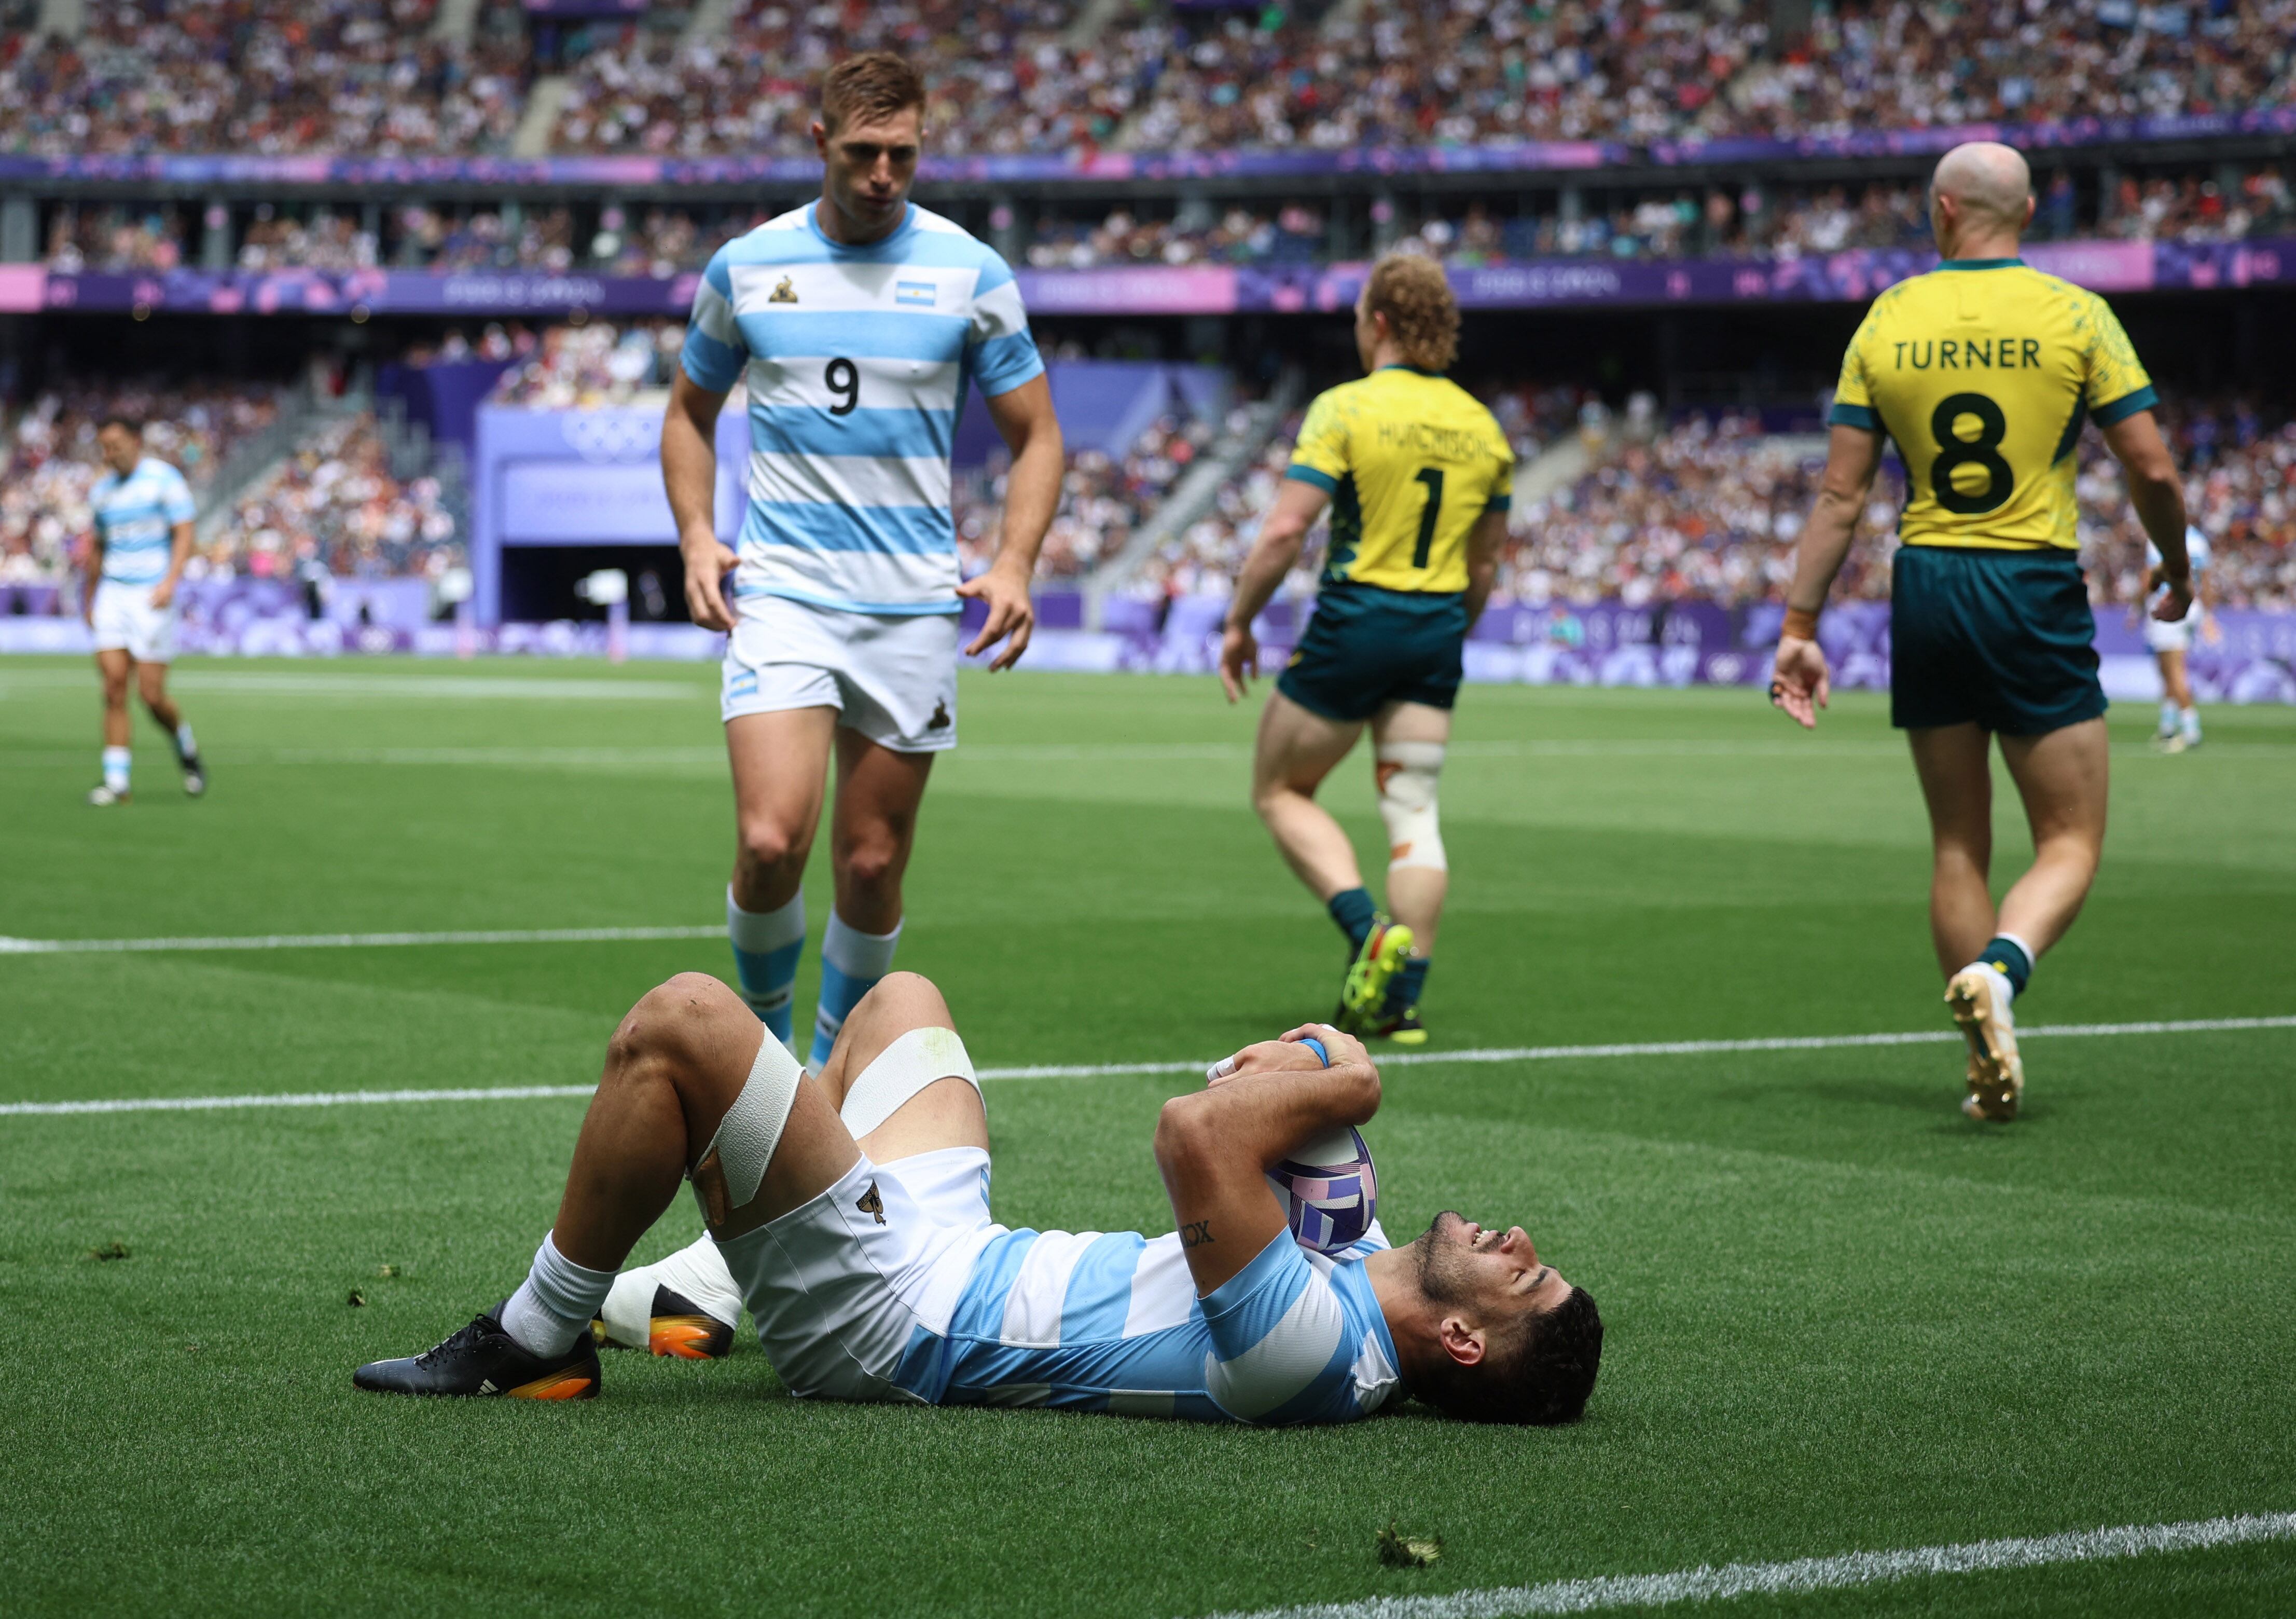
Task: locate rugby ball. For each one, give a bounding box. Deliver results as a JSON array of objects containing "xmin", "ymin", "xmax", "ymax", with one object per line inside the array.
[{"xmin": 1269, "ymin": 1126, "xmax": 1378, "ymax": 1255}]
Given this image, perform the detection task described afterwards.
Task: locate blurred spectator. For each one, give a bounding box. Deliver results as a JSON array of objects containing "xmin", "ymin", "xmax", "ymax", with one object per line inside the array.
[
  {"xmin": 43, "ymin": 203, "xmax": 184, "ymax": 271},
  {"xmin": 958, "ymin": 411, "xmax": 1212, "ymax": 581},
  {"xmin": 0, "ymin": 0, "xmax": 532, "ymax": 157},
  {"xmin": 209, "ymin": 414, "xmax": 461, "ymax": 582},
  {"xmin": 488, "ymin": 319, "xmax": 687, "ymax": 406}
]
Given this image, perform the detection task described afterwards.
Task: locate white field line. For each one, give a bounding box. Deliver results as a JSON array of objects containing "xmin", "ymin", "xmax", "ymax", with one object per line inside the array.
[
  {"xmin": 3, "ymin": 1016, "xmax": 2288, "ymax": 1118},
  {"xmin": 0, "ymin": 925, "xmax": 724, "ymax": 955},
  {"xmin": 1195, "ymin": 1511, "xmax": 2296, "ymax": 1619}
]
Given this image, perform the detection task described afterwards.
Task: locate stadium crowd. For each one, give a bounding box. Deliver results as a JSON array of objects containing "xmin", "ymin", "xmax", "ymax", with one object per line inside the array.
[
  {"xmin": 486, "ymin": 319, "xmax": 685, "ymax": 407},
  {"xmin": 0, "ymin": 0, "xmax": 531, "ymax": 157},
  {"xmin": 4, "ymin": 0, "xmax": 2291, "ymax": 162},
  {"xmin": 50, "ymin": 164, "xmax": 2294, "ymax": 280},
  {"xmin": 958, "ymin": 409, "xmax": 1215, "ymax": 582},
  {"xmin": 208, "ymin": 413, "xmax": 461, "ymax": 582}
]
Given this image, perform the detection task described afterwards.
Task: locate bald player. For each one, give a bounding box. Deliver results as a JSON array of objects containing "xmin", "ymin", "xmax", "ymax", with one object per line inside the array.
[{"xmin": 1771, "ymin": 142, "xmax": 2193, "ymax": 1122}]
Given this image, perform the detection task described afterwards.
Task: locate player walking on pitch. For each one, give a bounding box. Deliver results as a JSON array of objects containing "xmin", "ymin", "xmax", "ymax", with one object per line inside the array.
[
  {"xmin": 1220, "ymin": 255, "xmax": 1514, "ymax": 1045},
  {"xmin": 351, "ymin": 969, "xmax": 1601, "ymax": 1426},
  {"xmin": 1772, "ymin": 141, "xmax": 2193, "ymax": 1122},
  {"xmin": 2139, "ymin": 524, "xmax": 2211, "ymax": 753},
  {"xmin": 663, "ymin": 53, "xmax": 1061, "ymax": 1065},
  {"xmin": 81, "ymin": 414, "xmax": 207, "ymax": 806}
]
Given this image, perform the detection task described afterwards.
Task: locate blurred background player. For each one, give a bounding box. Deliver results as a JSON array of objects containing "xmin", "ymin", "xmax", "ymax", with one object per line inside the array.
[
  {"xmin": 82, "ymin": 415, "xmax": 206, "ymax": 807},
  {"xmin": 663, "ymin": 53, "xmax": 1062, "ymax": 1064},
  {"xmin": 1218, "ymin": 255, "xmax": 1513, "ymax": 1045},
  {"xmin": 1772, "ymin": 141, "xmax": 2192, "ymax": 1123},
  {"xmin": 2142, "ymin": 524, "xmax": 2212, "ymax": 753}
]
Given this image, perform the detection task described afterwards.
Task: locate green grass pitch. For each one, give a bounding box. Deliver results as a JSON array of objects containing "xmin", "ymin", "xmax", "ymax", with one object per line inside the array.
[{"xmin": 2, "ymin": 654, "xmax": 2292, "ymax": 1618}]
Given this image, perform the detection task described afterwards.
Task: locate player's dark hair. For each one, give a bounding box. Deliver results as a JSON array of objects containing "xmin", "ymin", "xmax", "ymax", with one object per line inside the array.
[
  {"xmin": 1418, "ymin": 1284, "xmax": 1603, "ymax": 1426},
  {"xmin": 1364, "ymin": 253, "xmax": 1460, "ymax": 373},
  {"xmin": 822, "ymin": 52, "xmax": 926, "ymax": 136},
  {"xmin": 98, "ymin": 413, "xmax": 143, "ymax": 436}
]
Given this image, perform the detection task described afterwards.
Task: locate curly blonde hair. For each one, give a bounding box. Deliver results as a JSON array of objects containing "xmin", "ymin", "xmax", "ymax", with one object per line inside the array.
[{"xmin": 1364, "ymin": 253, "xmax": 1460, "ymax": 373}]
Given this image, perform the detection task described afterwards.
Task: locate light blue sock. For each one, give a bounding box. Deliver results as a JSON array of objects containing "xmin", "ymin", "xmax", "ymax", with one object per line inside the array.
[
  {"xmin": 2159, "ymin": 698, "xmax": 2178, "ymax": 735},
  {"xmin": 812, "ymin": 912, "xmax": 901, "ymax": 1068},
  {"xmin": 103, "ymin": 746, "xmax": 130, "ymax": 793},
  {"xmin": 727, "ymin": 886, "xmax": 805, "ymax": 1049},
  {"xmin": 2180, "ymin": 706, "xmax": 2202, "ymax": 741}
]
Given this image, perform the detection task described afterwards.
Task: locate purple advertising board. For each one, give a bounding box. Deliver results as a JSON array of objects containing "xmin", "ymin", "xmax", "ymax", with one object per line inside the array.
[{"xmin": 33, "ymin": 239, "xmax": 2293, "ymax": 320}]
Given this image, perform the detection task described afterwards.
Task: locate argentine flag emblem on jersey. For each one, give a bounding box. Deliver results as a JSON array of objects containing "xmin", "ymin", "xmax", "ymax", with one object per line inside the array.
[{"xmin": 679, "ymin": 203, "xmax": 1043, "ymax": 617}]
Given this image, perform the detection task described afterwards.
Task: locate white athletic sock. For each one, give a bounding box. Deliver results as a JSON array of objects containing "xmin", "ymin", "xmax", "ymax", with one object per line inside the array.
[
  {"xmin": 2180, "ymin": 706, "xmax": 2202, "ymax": 741},
  {"xmin": 2159, "ymin": 698, "xmax": 2178, "ymax": 735},
  {"xmin": 501, "ymin": 1231, "xmax": 616, "ymax": 1358},
  {"xmin": 102, "ymin": 746, "xmax": 130, "ymax": 793},
  {"xmin": 174, "ymin": 721, "xmax": 197, "ymax": 758}
]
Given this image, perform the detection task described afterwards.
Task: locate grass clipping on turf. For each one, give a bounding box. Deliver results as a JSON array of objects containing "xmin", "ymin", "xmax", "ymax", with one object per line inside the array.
[{"xmin": 1376, "ymin": 1523, "xmax": 1443, "ymax": 1569}]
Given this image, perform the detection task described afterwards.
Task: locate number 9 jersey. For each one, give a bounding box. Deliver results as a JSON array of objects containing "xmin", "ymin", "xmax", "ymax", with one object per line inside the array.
[
  {"xmin": 1286, "ymin": 366, "xmax": 1514, "ymax": 594},
  {"xmin": 1827, "ymin": 258, "xmax": 2157, "ymax": 553}
]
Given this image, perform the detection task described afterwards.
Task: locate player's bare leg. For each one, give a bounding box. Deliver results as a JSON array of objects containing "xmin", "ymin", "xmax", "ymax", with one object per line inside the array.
[
  {"xmin": 1907, "ymin": 723, "xmax": 1998, "ymax": 972},
  {"xmin": 727, "ymin": 707, "xmax": 838, "ymax": 913},
  {"xmin": 1908, "ymin": 722, "xmax": 2023, "ymax": 1118},
  {"xmin": 1251, "ymin": 690, "xmax": 1365, "ymax": 895},
  {"xmin": 132, "ymin": 658, "xmax": 203, "ymax": 795},
  {"xmin": 1251, "ymin": 691, "xmax": 1411, "ymax": 1030},
  {"xmin": 807, "ymin": 728, "xmax": 934, "ymax": 1064},
  {"xmin": 1993, "ymin": 718, "xmax": 2109, "ymax": 958},
  {"xmin": 356, "ymin": 973, "xmax": 862, "ymax": 1396},
  {"xmin": 723, "ymin": 706, "xmax": 836, "ymax": 1040},
  {"xmin": 2154, "ymin": 648, "xmax": 2201, "ymax": 752},
  {"xmin": 90, "ymin": 649, "xmax": 135, "ymax": 804}
]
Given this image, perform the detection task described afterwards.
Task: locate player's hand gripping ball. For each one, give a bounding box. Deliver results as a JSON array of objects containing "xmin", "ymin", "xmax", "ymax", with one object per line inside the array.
[{"xmin": 1256, "ymin": 1033, "xmax": 1380, "ymax": 1254}]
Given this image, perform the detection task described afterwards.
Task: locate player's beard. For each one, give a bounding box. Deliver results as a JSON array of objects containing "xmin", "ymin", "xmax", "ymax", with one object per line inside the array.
[{"xmin": 1408, "ymin": 1211, "xmax": 1479, "ymax": 1308}]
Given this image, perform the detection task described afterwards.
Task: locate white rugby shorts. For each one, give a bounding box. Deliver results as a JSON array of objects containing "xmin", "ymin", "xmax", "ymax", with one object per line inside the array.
[
  {"xmin": 720, "ymin": 594, "xmax": 960, "ymax": 752},
  {"xmin": 716, "ymin": 1145, "xmax": 998, "ymax": 1403},
  {"xmin": 90, "ymin": 581, "xmax": 179, "ymax": 663},
  {"xmin": 2142, "ymin": 608, "xmax": 2200, "ymax": 655}
]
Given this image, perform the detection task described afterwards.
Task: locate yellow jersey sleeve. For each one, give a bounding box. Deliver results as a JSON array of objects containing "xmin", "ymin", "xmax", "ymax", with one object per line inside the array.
[
  {"xmin": 2080, "ymin": 293, "xmax": 2158, "ymax": 427},
  {"xmin": 1285, "ymin": 389, "xmax": 1352, "ymax": 493},
  {"xmin": 1827, "ymin": 305, "xmax": 1884, "ymax": 432}
]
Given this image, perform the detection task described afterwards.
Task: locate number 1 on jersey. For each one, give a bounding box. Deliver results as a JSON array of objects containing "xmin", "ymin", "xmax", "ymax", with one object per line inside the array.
[{"xmin": 1412, "ymin": 467, "xmax": 1445, "ymax": 569}]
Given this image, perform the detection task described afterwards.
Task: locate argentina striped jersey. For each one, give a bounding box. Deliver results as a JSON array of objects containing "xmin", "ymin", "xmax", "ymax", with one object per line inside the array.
[
  {"xmin": 892, "ymin": 1221, "xmax": 1401, "ymax": 1424},
  {"xmin": 679, "ymin": 202, "xmax": 1044, "ymax": 616},
  {"xmin": 90, "ymin": 457, "xmax": 196, "ymax": 586}
]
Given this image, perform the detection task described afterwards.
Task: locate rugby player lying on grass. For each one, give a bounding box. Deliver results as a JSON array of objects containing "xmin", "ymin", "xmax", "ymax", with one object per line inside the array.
[{"xmin": 354, "ymin": 972, "xmax": 1602, "ymax": 1425}]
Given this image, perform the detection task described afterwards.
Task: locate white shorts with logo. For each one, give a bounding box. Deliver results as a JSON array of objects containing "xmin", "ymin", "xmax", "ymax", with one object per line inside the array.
[
  {"xmin": 715, "ymin": 1146, "xmax": 999, "ymax": 1403},
  {"xmin": 90, "ymin": 581, "xmax": 178, "ymax": 663},
  {"xmin": 2143, "ymin": 608, "xmax": 2202, "ymax": 655},
  {"xmin": 720, "ymin": 594, "xmax": 960, "ymax": 752}
]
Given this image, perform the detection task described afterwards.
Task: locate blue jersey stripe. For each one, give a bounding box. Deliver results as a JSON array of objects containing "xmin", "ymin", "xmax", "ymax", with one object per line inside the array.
[
  {"xmin": 948, "ymin": 1230, "xmax": 1039, "ymax": 1340},
  {"xmin": 681, "ymin": 329, "xmax": 745, "ymax": 392},
  {"xmin": 732, "ymin": 309, "xmax": 972, "ymax": 362},
  {"xmin": 1060, "ymin": 1233, "xmax": 1146, "ymax": 1343},
  {"xmin": 973, "ymin": 331, "xmax": 1047, "ymax": 397},
  {"xmin": 745, "ymin": 500, "xmax": 955, "ymax": 556},
  {"xmin": 718, "ymin": 212, "xmax": 1013, "ymax": 272},
  {"xmin": 750, "ymin": 404, "xmax": 955, "ymax": 462}
]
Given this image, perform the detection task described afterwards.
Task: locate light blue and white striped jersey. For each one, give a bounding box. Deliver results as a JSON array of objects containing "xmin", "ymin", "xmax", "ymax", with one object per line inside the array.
[
  {"xmin": 90, "ymin": 457, "xmax": 196, "ymax": 586},
  {"xmin": 2148, "ymin": 526, "xmax": 2211, "ymax": 581},
  {"xmin": 893, "ymin": 1220, "xmax": 1401, "ymax": 1424},
  {"xmin": 680, "ymin": 202, "xmax": 1044, "ymax": 616}
]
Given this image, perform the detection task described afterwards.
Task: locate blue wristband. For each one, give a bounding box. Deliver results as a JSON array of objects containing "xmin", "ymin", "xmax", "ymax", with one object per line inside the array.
[{"xmin": 1299, "ymin": 1035, "xmax": 1330, "ymax": 1067}]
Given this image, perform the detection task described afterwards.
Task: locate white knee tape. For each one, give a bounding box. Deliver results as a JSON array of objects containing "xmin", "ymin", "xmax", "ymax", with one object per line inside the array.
[
  {"xmin": 1376, "ymin": 742, "xmax": 1447, "ymax": 872},
  {"xmin": 839, "ymin": 1026, "xmax": 979, "ymax": 1140},
  {"xmin": 694, "ymin": 1031, "xmax": 804, "ymax": 1221}
]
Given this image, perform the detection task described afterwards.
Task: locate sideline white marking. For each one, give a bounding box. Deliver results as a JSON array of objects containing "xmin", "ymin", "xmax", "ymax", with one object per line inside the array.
[
  {"xmin": 1193, "ymin": 1511, "xmax": 2296, "ymax": 1619},
  {"xmin": 0, "ymin": 669, "xmax": 706, "ymax": 701},
  {"xmin": 0, "ymin": 925, "xmax": 724, "ymax": 955},
  {"xmin": 4, "ymin": 1017, "xmax": 2288, "ymax": 1117}
]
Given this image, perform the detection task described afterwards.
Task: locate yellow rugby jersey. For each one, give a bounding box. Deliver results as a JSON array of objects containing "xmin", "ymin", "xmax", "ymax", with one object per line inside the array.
[
  {"xmin": 1285, "ymin": 366, "xmax": 1515, "ymax": 593},
  {"xmin": 1830, "ymin": 259, "xmax": 2157, "ymax": 551}
]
